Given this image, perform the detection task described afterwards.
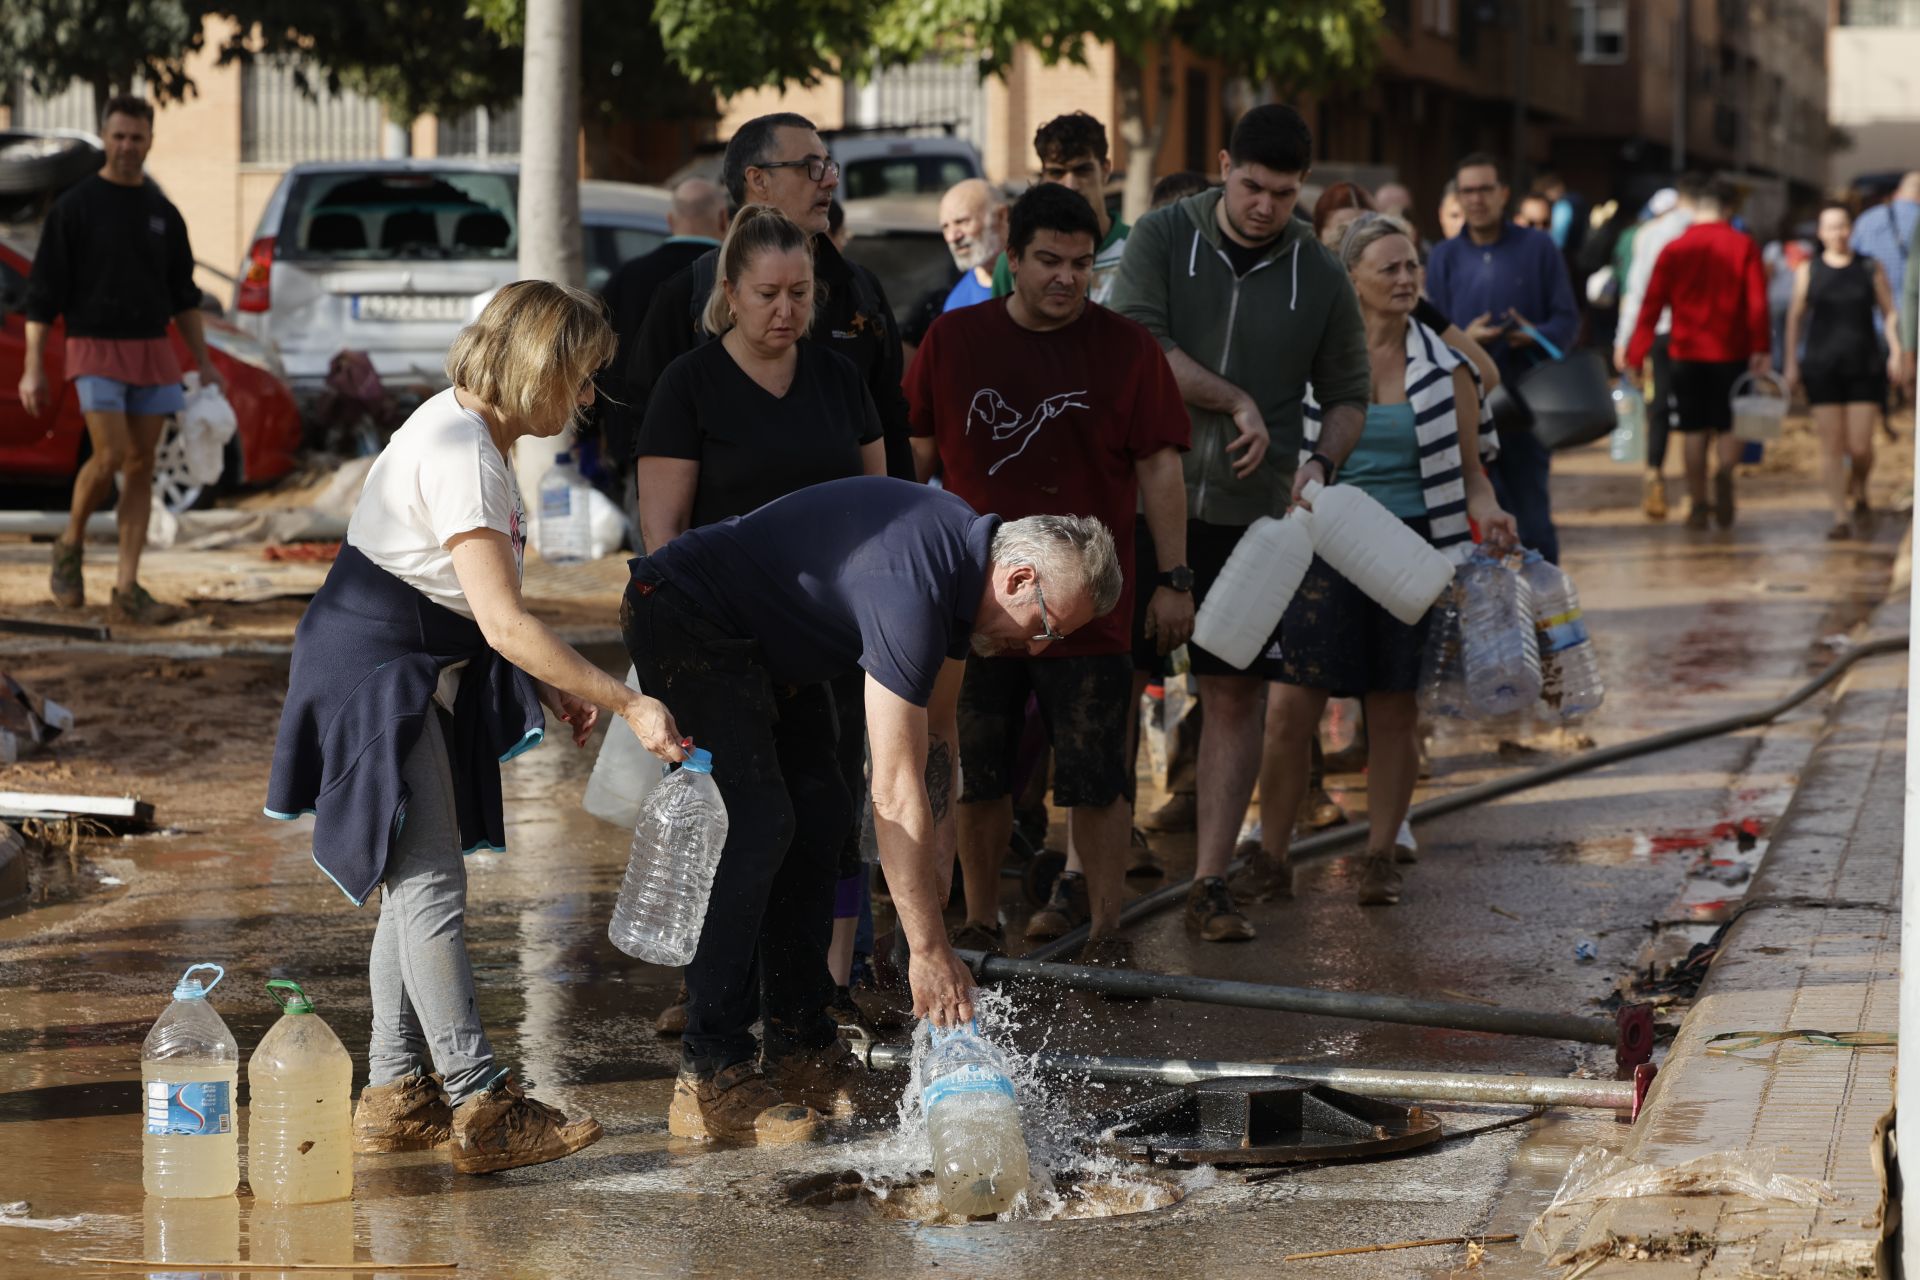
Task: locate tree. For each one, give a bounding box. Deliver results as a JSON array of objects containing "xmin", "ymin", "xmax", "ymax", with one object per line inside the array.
[
  {"xmin": 0, "ymin": 0, "xmax": 204, "ymax": 120},
  {"xmin": 651, "ymin": 0, "xmax": 881, "ymax": 97},
  {"xmin": 870, "ymin": 0, "xmax": 1385, "ymax": 219}
]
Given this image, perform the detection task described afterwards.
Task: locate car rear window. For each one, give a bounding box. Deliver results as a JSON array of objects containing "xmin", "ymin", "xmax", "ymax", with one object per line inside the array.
[
  {"xmin": 843, "ymin": 156, "xmax": 978, "ymax": 200},
  {"xmin": 277, "ymin": 170, "xmax": 520, "ymax": 262}
]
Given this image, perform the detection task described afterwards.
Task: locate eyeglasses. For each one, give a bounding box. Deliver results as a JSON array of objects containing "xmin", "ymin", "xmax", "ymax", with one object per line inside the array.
[
  {"xmin": 754, "ymin": 156, "xmax": 840, "ymax": 183},
  {"xmin": 1031, "ymin": 579, "xmax": 1065, "ymax": 643},
  {"xmin": 1457, "ymin": 184, "xmax": 1501, "ymax": 198}
]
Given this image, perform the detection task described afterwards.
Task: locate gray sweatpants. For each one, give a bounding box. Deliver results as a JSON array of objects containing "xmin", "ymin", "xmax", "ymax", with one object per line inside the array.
[{"xmin": 366, "ymin": 710, "xmax": 498, "ymax": 1105}]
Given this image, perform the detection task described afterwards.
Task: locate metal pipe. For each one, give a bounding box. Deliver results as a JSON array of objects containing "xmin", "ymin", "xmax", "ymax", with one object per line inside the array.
[
  {"xmin": 1029, "ymin": 636, "xmax": 1911, "ymax": 963},
  {"xmin": 957, "ymin": 950, "xmax": 1614, "ymax": 1045},
  {"xmin": 859, "ymin": 1042, "xmax": 1634, "ymax": 1111}
]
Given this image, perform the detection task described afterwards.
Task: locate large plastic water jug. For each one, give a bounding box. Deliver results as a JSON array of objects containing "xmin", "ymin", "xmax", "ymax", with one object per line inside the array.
[
  {"xmin": 1609, "ymin": 385, "xmax": 1646, "ymax": 464},
  {"xmin": 582, "ymin": 666, "xmax": 664, "ymax": 829},
  {"xmin": 535, "ymin": 451, "xmax": 593, "ymax": 565},
  {"xmin": 922, "ymin": 1021, "xmax": 1031, "ymax": 1217},
  {"xmin": 1518, "ymin": 551, "xmax": 1605, "ymax": 721},
  {"xmin": 608, "ymin": 748, "xmax": 729, "ymax": 964},
  {"xmin": 1457, "ymin": 552, "xmax": 1542, "ymax": 718},
  {"xmin": 1416, "ymin": 585, "xmax": 1471, "ymax": 720},
  {"xmin": 1298, "ymin": 479, "xmax": 1455, "ymax": 625},
  {"xmin": 142, "ymin": 963, "xmax": 239, "ymax": 1198},
  {"xmin": 247, "ymin": 980, "xmax": 353, "ymax": 1204},
  {"xmin": 1190, "ymin": 514, "xmax": 1313, "ymax": 669}
]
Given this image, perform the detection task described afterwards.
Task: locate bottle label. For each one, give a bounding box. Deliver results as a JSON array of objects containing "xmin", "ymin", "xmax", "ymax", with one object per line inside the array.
[
  {"xmin": 145, "ymin": 1080, "xmax": 232, "ymax": 1136},
  {"xmin": 540, "ymin": 489, "xmax": 572, "ymax": 519},
  {"xmin": 1536, "ymin": 608, "xmax": 1589, "ymax": 655},
  {"xmin": 922, "ymin": 1063, "xmax": 1016, "ymax": 1110}
]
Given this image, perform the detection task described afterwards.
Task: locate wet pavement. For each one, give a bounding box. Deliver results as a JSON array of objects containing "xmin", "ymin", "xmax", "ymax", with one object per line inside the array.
[{"xmin": 0, "ymin": 437, "xmax": 1910, "ymax": 1277}]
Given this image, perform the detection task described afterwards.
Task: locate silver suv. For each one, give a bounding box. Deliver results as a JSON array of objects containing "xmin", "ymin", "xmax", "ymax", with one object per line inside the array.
[{"xmin": 233, "ymin": 160, "xmax": 670, "ymax": 399}]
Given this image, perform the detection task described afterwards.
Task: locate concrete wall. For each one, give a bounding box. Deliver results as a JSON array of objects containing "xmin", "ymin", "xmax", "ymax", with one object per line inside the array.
[{"xmin": 1828, "ymin": 27, "xmax": 1920, "ymax": 185}]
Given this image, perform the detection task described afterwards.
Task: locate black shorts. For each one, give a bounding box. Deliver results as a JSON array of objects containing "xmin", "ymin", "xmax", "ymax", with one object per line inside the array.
[
  {"xmin": 957, "ymin": 652, "xmax": 1132, "ymax": 807},
  {"xmin": 1802, "ymin": 368, "xmax": 1887, "ymax": 407},
  {"xmin": 1269, "ymin": 516, "xmax": 1434, "ymax": 699},
  {"xmin": 1671, "ymin": 360, "xmax": 1747, "ymax": 433},
  {"xmin": 1185, "ymin": 518, "xmax": 1283, "ymax": 681}
]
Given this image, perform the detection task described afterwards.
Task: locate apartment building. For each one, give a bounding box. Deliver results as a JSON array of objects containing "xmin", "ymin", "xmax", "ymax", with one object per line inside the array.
[{"xmin": 1828, "ymin": 0, "xmax": 1920, "ymax": 188}]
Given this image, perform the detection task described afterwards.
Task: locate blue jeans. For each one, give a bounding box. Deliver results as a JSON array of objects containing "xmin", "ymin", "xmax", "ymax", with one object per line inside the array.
[
  {"xmin": 74, "ymin": 375, "xmax": 185, "ymax": 416},
  {"xmin": 1489, "ymin": 426, "xmax": 1560, "ymax": 564}
]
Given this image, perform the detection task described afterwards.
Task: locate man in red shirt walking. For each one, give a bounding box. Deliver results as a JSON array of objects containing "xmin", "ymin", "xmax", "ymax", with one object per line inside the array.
[
  {"xmin": 907, "ymin": 184, "xmax": 1193, "ymax": 968},
  {"xmin": 1625, "ymin": 178, "xmax": 1770, "ymax": 528}
]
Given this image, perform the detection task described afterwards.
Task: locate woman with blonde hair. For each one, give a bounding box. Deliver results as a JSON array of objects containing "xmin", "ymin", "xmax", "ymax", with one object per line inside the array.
[{"xmin": 269, "ymin": 280, "xmax": 684, "ymax": 1174}]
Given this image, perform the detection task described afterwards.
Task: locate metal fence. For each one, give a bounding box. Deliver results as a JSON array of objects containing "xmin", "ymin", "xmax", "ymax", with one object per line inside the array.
[
  {"xmin": 11, "ymin": 78, "xmax": 104, "ymax": 133},
  {"xmin": 845, "ymin": 56, "xmax": 987, "ymax": 148},
  {"xmin": 437, "ymin": 103, "xmax": 521, "ymax": 159},
  {"xmin": 240, "ymin": 58, "xmax": 385, "ymax": 166}
]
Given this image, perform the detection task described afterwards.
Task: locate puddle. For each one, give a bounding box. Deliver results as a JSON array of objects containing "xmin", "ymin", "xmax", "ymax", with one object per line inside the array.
[{"xmin": 782, "ymin": 1167, "xmax": 1184, "ymax": 1224}]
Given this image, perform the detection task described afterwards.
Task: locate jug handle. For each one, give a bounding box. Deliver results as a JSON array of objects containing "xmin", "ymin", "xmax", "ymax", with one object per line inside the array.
[
  {"xmin": 265, "ymin": 978, "xmax": 314, "ymax": 1014},
  {"xmin": 177, "ymin": 962, "xmax": 225, "ymax": 995}
]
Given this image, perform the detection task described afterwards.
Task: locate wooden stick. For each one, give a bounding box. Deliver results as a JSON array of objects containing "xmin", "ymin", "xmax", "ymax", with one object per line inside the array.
[
  {"xmin": 81, "ymin": 1259, "xmax": 455, "ymax": 1272},
  {"xmin": 1282, "ymin": 1233, "xmax": 1518, "ymax": 1262}
]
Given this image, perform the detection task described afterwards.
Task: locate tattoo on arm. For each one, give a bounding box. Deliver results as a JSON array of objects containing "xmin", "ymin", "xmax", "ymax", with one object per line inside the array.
[{"xmin": 925, "ymin": 737, "xmax": 954, "ymax": 822}]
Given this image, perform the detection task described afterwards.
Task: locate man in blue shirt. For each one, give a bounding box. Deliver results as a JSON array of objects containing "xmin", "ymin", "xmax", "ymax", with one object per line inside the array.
[
  {"xmin": 938, "ymin": 178, "xmax": 1006, "ymax": 312},
  {"xmin": 1852, "ymin": 172, "xmax": 1919, "ymax": 332},
  {"xmin": 1426, "ymin": 152, "xmax": 1581, "ymax": 562}
]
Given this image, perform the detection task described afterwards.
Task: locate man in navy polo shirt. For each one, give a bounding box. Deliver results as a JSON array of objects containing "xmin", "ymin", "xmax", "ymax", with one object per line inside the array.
[{"xmin": 621, "ymin": 476, "xmax": 1120, "ymax": 1147}]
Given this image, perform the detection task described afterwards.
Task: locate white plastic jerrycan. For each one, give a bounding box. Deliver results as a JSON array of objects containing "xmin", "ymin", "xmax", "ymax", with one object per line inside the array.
[
  {"xmin": 1297, "ymin": 479, "xmax": 1455, "ymax": 625},
  {"xmin": 1190, "ymin": 513, "xmax": 1313, "ymax": 669}
]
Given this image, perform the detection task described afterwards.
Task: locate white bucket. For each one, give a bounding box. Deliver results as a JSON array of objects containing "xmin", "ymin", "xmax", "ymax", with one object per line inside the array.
[{"xmin": 1730, "ymin": 371, "xmax": 1786, "ymax": 442}]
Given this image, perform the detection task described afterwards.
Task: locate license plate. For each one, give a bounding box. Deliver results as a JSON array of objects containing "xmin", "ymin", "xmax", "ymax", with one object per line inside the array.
[{"xmin": 352, "ymin": 293, "xmax": 468, "ymax": 322}]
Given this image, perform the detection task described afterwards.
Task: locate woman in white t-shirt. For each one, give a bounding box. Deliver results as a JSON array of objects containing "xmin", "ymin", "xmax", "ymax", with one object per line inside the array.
[{"xmin": 332, "ymin": 281, "xmax": 682, "ymax": 1173}]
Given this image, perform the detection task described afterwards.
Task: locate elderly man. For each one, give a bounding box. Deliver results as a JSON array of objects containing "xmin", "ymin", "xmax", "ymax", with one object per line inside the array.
[
  {"xmin": 622, "ymin": 476, "xmax": 1120, "ymax": 1143},
  {"xmin": 938, "ymin": 178, "xmax": 1007, "ymax": 312},
  {"xmin": 1373, "ymin": 181, "xmax": 1413, "ymax": 222}
]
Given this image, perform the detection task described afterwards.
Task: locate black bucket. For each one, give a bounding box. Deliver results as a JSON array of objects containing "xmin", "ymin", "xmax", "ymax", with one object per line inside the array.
[{"xmin": 1514, "ymin": 349, "xmax": 1616, "ymax": 451}]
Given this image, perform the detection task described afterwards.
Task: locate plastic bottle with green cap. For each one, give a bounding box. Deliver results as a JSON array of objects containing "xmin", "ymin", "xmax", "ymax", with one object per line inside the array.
[
  {"xmin": 142, "ymin": 962, "xmax": 239, "ymax": 1198},
  {"xmin": 248, "ymin": 979, "xmax": 353, "ymax": 1203}
]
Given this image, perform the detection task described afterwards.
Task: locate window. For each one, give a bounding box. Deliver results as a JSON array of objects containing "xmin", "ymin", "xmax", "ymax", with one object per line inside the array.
[
  {"xmin": 437, "ymin": 103, "xmax": 522, "ymax": 159},
  {"xmin": 1573, "ymin": 0, "xmax": 1628, "ymax": 63},
  {"xmin": 1423, "ymin": 0, "xmax": 1455, "ymax": 36},
  {"xmin": 842, "ymin": 156, "xmax": 977, "ymax": 200},
  {"xmin": 275, "ymin": 169, "xmax": 519, "ymax": 262}
]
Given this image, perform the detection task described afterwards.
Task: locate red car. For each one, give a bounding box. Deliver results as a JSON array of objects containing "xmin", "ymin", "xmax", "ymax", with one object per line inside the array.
[{"xmin": 0, "ymin": 235, "xmax": 302, "ymax": 510}]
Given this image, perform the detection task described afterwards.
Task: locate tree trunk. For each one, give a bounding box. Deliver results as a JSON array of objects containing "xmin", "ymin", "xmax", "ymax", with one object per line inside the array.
[{"xmin": 1115, "ymin": 43, "xmax": 1176, "ymax": 224}]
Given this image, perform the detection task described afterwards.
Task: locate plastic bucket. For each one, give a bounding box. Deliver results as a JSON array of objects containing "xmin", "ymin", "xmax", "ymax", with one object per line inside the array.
[
  {"xmin": 1730, "ymin": 371, "xmax": 1786, "ymax": 442},
  {"xmin": 1518, "ymin": 349, "xmax": 1617, "ymax": 451}
]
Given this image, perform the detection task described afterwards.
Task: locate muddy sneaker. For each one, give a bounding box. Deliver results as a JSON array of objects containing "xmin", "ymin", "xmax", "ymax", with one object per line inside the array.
[
  {"xmin": 1024, "ymin": 870, "xmax": 1089, "ymax": 941},
  {"xmin": 669, "ymin": 1061, "xmax": 822, "ymax": 1145},
  {"xmin": 108, "ymin": 583, "xmax": 186, "ymax": 626},
  {"xmin": 1245, "ymin": 849, "xmax": 1295, "ymax": 903},
  {"xmin": 947, "ymin": 920, "xmax": 1005, "ymax": 954},
  {"xmin": 1712, "ymin": 467, "xmax": 1736, "ymax": 528},
  {"xmin": 352, "ymin": 1074, "xmax": 452, "ymax": 1152},
  {"xmin": 654, "ymin": 982, "xmax": 690, "ymax": 1037},
  {"xmin": 1642, "ymin": 472, "xmax": 1668, "ymax": 521},
  {"xmin": 764, "ymin": 1043, "xmax": 894, "ymax": 1123},
  {"xmin": 1393, "ymin": 820, "xmax": 1419, "ymax": 864},
  {"xmin": 1139, "ymin": 791, "xmax": 1196, "ymax": 833},
  {"xmin": 49, "ymin": 539, "xmax": 84, "ymax": 608},
  {"xmin": 1355, "ymin": 853, "xmax": 1403, "ymax": 907},
  {"xmin": 1185, "ymin": 876, "xmax": 1255, "ymax": 942},
  {"xmin": 449, "ymin": 1073, "xmax": 603, "ymax": 1174},
  {"xmin": 1126, "ymin": 827, "xmax": 1165, "ymax": 882},
  {"xmin": 1685, "ymin": 502, "xmax": 1712, "ymax": 531},
  {"xmin": 1299, "ymin": 785, "xmax": 1349, "ymax": 832}
]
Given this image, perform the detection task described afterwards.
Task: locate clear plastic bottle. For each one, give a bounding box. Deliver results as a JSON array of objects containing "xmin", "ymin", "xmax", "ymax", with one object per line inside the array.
[
  {"xmin": 1191, "ymin": 513, "xmax": 1314, "ymax": 669},
  {"xmin": 1297, "ymin": 479, "xmax": 1455, "ymax": 625},
  {"xmin": 608, "ymin": 747, "xmax": 730, "ymax": 965},
  {"xmin": 142, "ymin": 963, "xmax": 239, "ymax": 1199},
  {"xmin": 1457, "ymin": 552, "xmax": 1542, "ymax": 718},
  {"xmin": 582, "ymin": 666, "xmax": 663, "ymax": 830},
  {"xmin": 1610, "ymin": 385, "xmax": 1647, "ymax": 464},
  {"xmin": 247, "ymin": 979, "xmax": 353, "ymax": 1204},
  {"xmin": 1518, "ymin": 551, "xmax": 1605, "ymax": 721},
  {"xmin": 1416, "ymin": 584, "xmax": 1471, "ymax": 721},
  {"xmin": 922, "ymin": 1021, "xmax": 1031, "ymax": 1218},
  {"xmin": 535, "ymin": 451, "xmax": 593, "ymax": 565}
]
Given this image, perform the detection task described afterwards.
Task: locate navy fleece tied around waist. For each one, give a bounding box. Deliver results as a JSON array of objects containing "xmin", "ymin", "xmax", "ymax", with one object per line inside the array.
[{"xmin": 265, "ymin": 543, "xmax": 545, "ymax": 905}]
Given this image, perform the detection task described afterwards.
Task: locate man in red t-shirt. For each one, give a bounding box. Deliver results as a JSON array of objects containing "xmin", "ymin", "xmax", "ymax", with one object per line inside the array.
[
  {"xmin": 907, "ymin": 184, "xmax": 1193, "ymax": 969},
  {"xmin": 1625, "ymin": 178, "xmax": 1770, "ymax": 529}
]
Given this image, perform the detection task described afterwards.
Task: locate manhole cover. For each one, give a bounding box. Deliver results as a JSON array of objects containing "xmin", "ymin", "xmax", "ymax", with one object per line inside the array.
[
  {"xmin": 783, "ymin": 1168, "xmax": 1183, "ymax": 1224},
  {"xmin": 1101, "ymin": 1076, "xmax": 1443, "ymax": 1166}
]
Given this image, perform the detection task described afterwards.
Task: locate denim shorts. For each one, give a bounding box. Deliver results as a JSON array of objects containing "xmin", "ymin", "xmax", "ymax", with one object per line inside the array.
[{"xmin": 74, "ymin": 376, "xmax": 186, "ymax": 416}]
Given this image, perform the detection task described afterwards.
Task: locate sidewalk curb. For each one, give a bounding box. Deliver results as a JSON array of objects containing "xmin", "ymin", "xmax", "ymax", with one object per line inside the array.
[{"xmin": 1563, "ymin": 581, "xmax": 1908, "ymax": 1276}]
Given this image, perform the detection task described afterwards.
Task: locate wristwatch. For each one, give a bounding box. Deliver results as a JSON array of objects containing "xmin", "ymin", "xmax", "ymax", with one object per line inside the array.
[
  {"xmin": 1306, "ymin": 451, "xmax": 1339, "ymax": 483},
  {"xmin": 1157, "ymin": 565, "xmax": 1195, "ymax": 593}
]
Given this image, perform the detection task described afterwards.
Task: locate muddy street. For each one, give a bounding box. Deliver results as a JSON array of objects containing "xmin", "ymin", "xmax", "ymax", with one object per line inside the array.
[{"xmin": 0, "ymin": 427, "xmax": 1910, "ymax": 1278}]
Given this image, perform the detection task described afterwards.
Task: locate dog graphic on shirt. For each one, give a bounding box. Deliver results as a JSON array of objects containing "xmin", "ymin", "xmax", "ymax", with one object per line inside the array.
[{"xmin": 967, "ymin": 387, "xmax": 1090, "ymax": 475}]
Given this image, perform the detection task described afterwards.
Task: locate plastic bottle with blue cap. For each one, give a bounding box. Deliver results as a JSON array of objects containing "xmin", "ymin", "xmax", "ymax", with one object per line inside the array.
[
  {"xmin": 142, "ymin": 962, "xmax": 239, "ymax": 1198},
  {"xmin": 922, "ymin": 1018, "xmax": 1031, "ymax": 1217},
  {"xmin": 608, "ymin": 741, "xmax": 731, "ymax": 965}
]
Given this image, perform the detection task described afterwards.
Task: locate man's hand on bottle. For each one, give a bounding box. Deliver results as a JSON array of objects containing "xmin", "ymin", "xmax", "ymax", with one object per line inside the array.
[{"xmin": 910, "ymin": 942, "xmax": 976, "ymax": 1029}]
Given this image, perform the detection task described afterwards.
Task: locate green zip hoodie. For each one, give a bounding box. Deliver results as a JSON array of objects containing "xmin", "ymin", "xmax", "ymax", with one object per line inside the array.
[{"xmin": 1109, "ymin": 190, "xmax": 1369, "ymax": 526}]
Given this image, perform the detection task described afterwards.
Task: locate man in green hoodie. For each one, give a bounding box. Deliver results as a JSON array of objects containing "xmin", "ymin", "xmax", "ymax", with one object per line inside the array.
[{"xmin": 1110, "ymin": 103, "xmax": 1370, "ymax": 943}]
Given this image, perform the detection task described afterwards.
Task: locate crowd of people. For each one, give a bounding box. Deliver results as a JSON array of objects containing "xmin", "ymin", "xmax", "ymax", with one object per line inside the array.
[{"xmin": 23, "ymin": 91, "xmax": 1920, "ymax": 1177}]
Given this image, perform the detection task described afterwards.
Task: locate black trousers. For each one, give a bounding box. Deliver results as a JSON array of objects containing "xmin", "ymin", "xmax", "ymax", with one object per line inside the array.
[
  {"xmin": 1648, "ymin": 334, "xmax": 1676, "ymax": 471},
  {"xmin": 621, "ymin": 565, "xmax": 849, "ymax": 1076}
]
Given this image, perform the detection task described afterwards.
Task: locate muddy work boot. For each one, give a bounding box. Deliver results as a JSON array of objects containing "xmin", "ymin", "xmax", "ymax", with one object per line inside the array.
[
  {"xmin": 1024, "ymin": 870, "xmax": 1089, "ymax": 941},
  {"xmin": 1642, "ymin": 472, "xmax": 1668, "ymax": 521},
  {"xmin": 1185, "ymin": 876, "xmax": 1255, "ymax": 942},
  {"xmin": 49, "ymin": 539, "xmax": 84, "ymax": 608},
  {"xmin": 353, "ymin": 1074, "xmax": 452, "ymax": 1153},
  {"xmin": 449, "ymin": 1073, "xmax": 603, "ymax": 1174},
  {"xmin": 1139, "ymin": 791, "xmax": 1196, "ymax": 833},
  {"xmin": 1355, "ymin": 852, "xmax": 1404, "ymax": 907},
  {"xmin": 108, "ymin": 583, "xmax": 186, "ymax": 626},
  {"xmin": 1244, "ymin": 848, "xmax": 1295, "ymax": 903},
  {"xmin": 669, "ymin": 1061, "xmax": 823, "ymax": 1144},
  {"xmin": 764, "ymin": 1043, "xmax": 895, "ymax": 1123},
  {"xmin": 654, "ymin": 982, "xmax": 690, "ymax": 1037}
]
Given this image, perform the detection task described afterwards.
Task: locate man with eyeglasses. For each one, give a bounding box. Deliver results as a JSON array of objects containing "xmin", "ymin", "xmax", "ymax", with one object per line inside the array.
[
  {"xmin": 985, "ymin": 112, "xmax": 1130, "ymax": 305},
  {"xmin": 906, "ymin": 183, "xmax": 1192, "ymax": 972},
  {"xmin": 618, "ymin": 112, "xmax": 914, "ymax": 485},
  {"xmin": 1425, "ymin": 152, "xmax": 1580, "ymax": 563}
]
